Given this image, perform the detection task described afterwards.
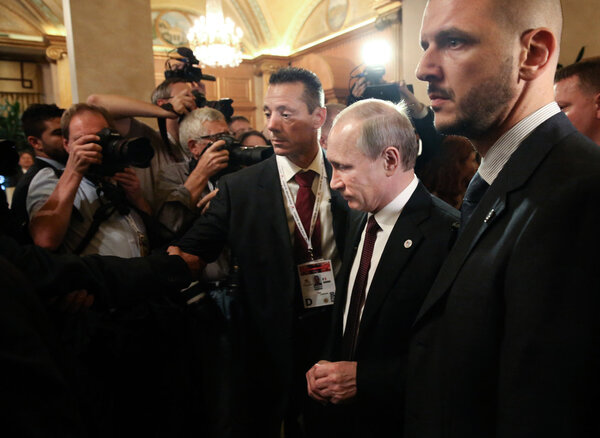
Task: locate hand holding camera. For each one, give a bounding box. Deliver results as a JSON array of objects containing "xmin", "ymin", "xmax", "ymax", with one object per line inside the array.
[
  {"xmin": 65, "ymin": 134, "xmax": 103, "ymax": 176},
  {"xmin": 169, "ymin": 87, "xmax": 197, "ymax": 117},
  {"xmin": 193, "ymin": 139, "xmax": 230, "ymax": 180}
]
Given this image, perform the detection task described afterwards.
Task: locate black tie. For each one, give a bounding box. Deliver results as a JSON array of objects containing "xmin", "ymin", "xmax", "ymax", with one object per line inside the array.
[{"xmin": 460, "ymin": 172, "xmax": 489, "ymax": 231}]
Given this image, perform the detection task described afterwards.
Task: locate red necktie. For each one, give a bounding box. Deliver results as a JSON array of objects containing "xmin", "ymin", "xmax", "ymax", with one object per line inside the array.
[
  {"xmin": 293, "ymin": 170, "xmax": 322, "ymax": 263},
  {"xmin": 341, "ymin": 215, "xmax": 380, "ymax": 360}
]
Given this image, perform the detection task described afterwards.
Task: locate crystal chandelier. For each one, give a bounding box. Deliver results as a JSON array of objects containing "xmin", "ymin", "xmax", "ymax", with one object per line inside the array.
[{"xmin": 187, "ymin": 0, "xmax": 244, "ymax": 68}]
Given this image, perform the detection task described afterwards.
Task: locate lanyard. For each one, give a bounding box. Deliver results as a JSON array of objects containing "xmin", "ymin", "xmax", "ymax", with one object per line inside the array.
[{"xmin": 277, "ymin": 160, "xmax": 325, "ymax": 260}]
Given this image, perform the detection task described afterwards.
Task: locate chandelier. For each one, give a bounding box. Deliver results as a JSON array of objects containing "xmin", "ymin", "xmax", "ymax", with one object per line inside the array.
[{"xmin": 187, "ymin": 0, "xmax": 244, "ymax": 68}]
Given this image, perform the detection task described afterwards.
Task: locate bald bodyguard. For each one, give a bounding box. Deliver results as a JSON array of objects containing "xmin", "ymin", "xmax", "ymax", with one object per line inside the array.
[{"xmin": 405, "ymin": 0, "xmax": 600, "ymax": 437}]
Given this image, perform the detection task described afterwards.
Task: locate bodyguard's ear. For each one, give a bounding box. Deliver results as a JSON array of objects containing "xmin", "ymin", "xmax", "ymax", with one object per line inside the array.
[
  {"xmin": 519, "ymin": 28, "xmax": 557, "ymax": 81},
  {"xmin": 313, "ymin": 106, "xmax": 327, "ymax": 130},
  {"xmin": 594, "ymin": 93, "xmax": 600, "ymax": 119}
]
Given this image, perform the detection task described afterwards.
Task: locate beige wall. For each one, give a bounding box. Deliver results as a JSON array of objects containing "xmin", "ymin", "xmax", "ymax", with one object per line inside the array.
[
  {"xmin": 560, "ymin": 0, "xmax": 600, "ymax": 65},
  {"xmin": 64, "ymin": 0, "xmax": 155, "ymax": 104}
]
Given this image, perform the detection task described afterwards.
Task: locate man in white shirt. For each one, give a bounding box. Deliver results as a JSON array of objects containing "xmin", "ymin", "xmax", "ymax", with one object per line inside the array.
[
  {"xmin": 27, "ymin": 103, "xmax": 150, "ymax": 257},
  {"xmin": 306, "ymin": 98, "xmax": 458, "ymax": 438},
  {"xmin": 404, "ymin": 1, "xmax": 600, "ymax": 437}
]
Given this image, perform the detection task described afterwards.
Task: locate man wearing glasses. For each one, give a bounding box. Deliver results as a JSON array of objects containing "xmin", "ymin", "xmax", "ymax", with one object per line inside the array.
[{"xmin": 155, "ymin": 106, "xmax": 230, "ymax": 238}]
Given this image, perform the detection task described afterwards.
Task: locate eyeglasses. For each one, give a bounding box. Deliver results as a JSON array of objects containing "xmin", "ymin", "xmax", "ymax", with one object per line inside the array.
[{"xmin": 198, "ymin": 131, "xmax": 230, "ymax": 142}]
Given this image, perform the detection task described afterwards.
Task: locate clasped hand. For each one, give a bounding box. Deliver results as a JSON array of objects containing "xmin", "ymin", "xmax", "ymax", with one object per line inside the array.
[{"xmin": 306, "ymin": 360, "xmax": 357, "ymax": 405}]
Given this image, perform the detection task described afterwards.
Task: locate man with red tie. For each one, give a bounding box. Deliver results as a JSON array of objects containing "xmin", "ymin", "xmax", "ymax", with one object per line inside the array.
[
  {"xmin": 306, "ymin": 98, "xmax": 458, "ymax": 438},
  {"xmin": 169, "ymin": 67, "xmax": 349, "ymax": 437}
]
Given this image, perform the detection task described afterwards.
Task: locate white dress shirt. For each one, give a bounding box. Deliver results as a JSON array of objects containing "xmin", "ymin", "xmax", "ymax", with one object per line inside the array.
[{"xmin": 343, "ymin": 175, "xmax": 419, "ymax": 332}]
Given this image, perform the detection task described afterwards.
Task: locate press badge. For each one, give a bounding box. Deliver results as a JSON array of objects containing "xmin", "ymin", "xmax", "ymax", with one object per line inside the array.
[{"xmin": 297, "ymin": 259, "xmax": 336, "ymax": 309}]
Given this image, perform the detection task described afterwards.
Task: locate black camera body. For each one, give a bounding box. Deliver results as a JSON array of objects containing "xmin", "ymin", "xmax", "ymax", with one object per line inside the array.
[
  {"xmin": 191, "ymin": 90, "xmax": 234, "ymax": 122},
  {"xmin": 163, "ymin": 47, "xmax": 235, "ymax": 122},
  {"xmin": 199, "ymin": 134, "xmax": 273, "ymax": 180},
  {"xmin": 89, "ymin": 128, "xmax": 154, "ymax": 177}
]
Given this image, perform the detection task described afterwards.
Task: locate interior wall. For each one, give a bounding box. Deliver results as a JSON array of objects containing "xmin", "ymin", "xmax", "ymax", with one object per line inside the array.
[
  {"xmin": 292, "ymin": 20, "xmax": 402, "ymax": 105},
  {"xmin": 560, "ymin": 0, "xmax": 600, "ymax": 65},
  {"xmin": 64, "ymin": 0, "xmax": 156, "ymax": 104}
]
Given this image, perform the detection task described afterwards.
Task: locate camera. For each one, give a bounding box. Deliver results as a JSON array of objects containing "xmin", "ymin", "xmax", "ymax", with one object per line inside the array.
[
  {"xmin": 164, "ymin": 47, "xmax": 236, "ymax": 122},
  {"xmin": 164, "ymin": 47, "xmax": 216, "ymax": 83},
  {"xmin": 191, "ymin": 90, "xmax": 234, "ymax": 122},
  {"xmin": 89, "ymin": 128, "xmax": 154, "ymax": 177},
  {"xmin": 353, "ymin": 65, "xmax": 414, "ymax": 104},
  {"xmin": 199, "ymin": 134, "xmax": 273, "ymax": 180}
]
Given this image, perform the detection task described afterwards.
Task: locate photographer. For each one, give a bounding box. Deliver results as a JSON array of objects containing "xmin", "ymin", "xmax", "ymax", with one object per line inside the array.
[
  {"xmin": 86, "ymin": 77, "xmax": 201, "ymax": 211},
  {"xmin": 27, "ymin": 103, "xmax": 150, "ymax": 257},
  {"xmin": 155, "ymin": 107, "xmax": 229, "ymax": 237}
]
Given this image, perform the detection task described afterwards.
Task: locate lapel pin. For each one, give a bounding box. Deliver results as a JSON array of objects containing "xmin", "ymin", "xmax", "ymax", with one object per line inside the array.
[
  {"xmin": 484, "ymin": 209, "xmax": 496, "ymax": 223},
  {"xmin": 404, "ymin": 239, "xmax": 413, "ymax": 248}
]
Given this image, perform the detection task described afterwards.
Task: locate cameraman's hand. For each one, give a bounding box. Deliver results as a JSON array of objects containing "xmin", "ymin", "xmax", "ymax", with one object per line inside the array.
[
  {"xmin": 197, "ymin": 188, "xmax": 219, "ymax": 214},
  {"xmin": 65, "ymin": 134, "xmax": 103, "ymax": 176},
  {"xmin": 399, "ymin": 80, "xmax": 426, "ymax": 115},
  {"xmin": 113, "ymin": 167, "xmax": 152, "ymax": 215},
  {"xmin": 193, "ymin": 140, "xmax": 230, "ymax": 179},
  {"xmin": 169, "ymin": 86, "xmax": 196, "ymax": 117},
  {"xmin": 351, "ymin": 77, "xmax": 367, "ymax": 99}
]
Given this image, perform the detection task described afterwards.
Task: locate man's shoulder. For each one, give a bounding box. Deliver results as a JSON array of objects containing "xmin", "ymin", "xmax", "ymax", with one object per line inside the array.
[
  {"xmin": 29, "ymin": 166, "xmax": 59, "ymax": 188},
  {"xmin": 430, "ymin": 194, "xmax": 461, "ymax": 223},
  {"xmin": 159, "ymin": 160, "xmax": 188, "ymax": 178},
  {"xmin": 217, "ymin": 155, "xmax": 276, "ymax": 189}
]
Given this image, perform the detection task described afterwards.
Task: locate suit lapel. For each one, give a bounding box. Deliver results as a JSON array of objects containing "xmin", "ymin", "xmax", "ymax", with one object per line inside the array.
[
  {"xmin": 258, "ymin": 156, "xmax": 293, "ymax": 254},
  {"xmin": 359, "ymin": 183, "xmax": 429, "ymax": 335},
  {"xmin": 332, "ymin": 210, "xmax": 366, "ymax": 341},
  {"xmin": 413, "ymin": 113, "xmax": 578, "ymax": 325},
  {"xmin": 325, "ymin": 154, "xmax": 349, "ymax": 254}
]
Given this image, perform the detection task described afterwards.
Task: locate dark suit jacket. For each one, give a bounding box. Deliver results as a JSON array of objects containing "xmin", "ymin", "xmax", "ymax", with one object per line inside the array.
[
  {"xmin": 176, "ymin": 153, "xmax": 349, "ymax": 434},
  {"xmin": 321, "ymin": 182, "xmax": 458, "ymax": 438},
  {"xmin": 404, "ymin": 112, "xmax": 600, "ymax": 438}
]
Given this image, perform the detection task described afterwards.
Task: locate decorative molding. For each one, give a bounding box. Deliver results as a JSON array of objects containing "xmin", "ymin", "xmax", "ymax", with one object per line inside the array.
[
  {"xmin": 290, "ymin": 20, "xmax": 377, "ymax": 60},
  {"xmin": 252, "ymin": 55, "xmax": 289, "ymax": 76},
  {"xmin": 373, "ymin": 0, "xmax": 402, "ymax": 15},
  {"xmin": 248, "ymin": 0, "xmax": 271, "ymax": 40},
  {"xmin": 43, "ymin": 34, "xmax": 66, "ymax": 61}
]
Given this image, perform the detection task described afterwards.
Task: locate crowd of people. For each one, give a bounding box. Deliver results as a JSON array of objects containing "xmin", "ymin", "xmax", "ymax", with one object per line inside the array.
[{"xmin": 1, "ymin": 0, "xmax": 600, "ymax": 436}]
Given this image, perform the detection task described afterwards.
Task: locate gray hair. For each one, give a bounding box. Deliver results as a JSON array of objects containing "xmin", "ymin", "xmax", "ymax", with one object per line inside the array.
[
  {"xmin": 333, "ymin": 98, "xmax": 418, "ymax": 170},
  {"xmin": 178, "ymin": 107, "xmax": 226, "ymax": 149}
]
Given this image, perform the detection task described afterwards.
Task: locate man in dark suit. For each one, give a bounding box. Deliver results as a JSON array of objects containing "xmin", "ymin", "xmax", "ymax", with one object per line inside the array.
[
  {"xmin": 305, "ymin": 98, "xmax": 458, "ymax": 437},
  {"xmin": 404, "ymin": 1, "xmax": 600, "ymax": 437},
  {"xmin": 169, "ymin": 67, "xmax": 349, "ymax": 437}
]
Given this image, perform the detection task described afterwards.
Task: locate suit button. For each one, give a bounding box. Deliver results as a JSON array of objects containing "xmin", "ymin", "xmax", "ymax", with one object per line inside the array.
[{"xmin": 404, "ymin": 239, "xmax": 413, "ymax": 248}]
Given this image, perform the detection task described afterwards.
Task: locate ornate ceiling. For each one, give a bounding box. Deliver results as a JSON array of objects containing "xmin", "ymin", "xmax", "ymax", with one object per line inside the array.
[{"xmin": 0, "ymin": 0, "xmax": 383, "ymax": 58}]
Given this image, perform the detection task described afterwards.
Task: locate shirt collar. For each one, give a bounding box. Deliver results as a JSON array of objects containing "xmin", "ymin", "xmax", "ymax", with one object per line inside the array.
[
  {"xmin": 371, "ymin": 175, "xmax": 419, "ymax": 232},
  {"xmin": 276, "ymin": 148, "xmax": 324, "ymax": 182},
  {"xmin": 479, "ymin": 101, "xmax": 560, "ymax": 184}
]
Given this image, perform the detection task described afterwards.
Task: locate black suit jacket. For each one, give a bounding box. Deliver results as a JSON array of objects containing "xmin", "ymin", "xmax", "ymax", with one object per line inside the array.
[
  {"xmin": 321, "ymin": 182, "xmax": 458, "ymax": 437},
  {"xmin": 404, "ymin": 112, "xmax": 600, "ymax": 438},
  {"xmin": 176, "ymin": 153, "xmax": 349, "ymax": 433}
]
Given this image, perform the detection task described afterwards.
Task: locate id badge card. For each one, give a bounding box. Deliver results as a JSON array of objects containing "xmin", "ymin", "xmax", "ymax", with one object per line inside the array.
[{"xmin": 297, "ymin": 259, "xmax": 336, "ymax": 309}]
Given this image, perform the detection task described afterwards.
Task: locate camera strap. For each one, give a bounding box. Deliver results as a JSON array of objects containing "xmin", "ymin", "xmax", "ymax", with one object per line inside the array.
[{"xmin": 73, "ymin": 200, "xmax": 118, "ymax": 255}]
